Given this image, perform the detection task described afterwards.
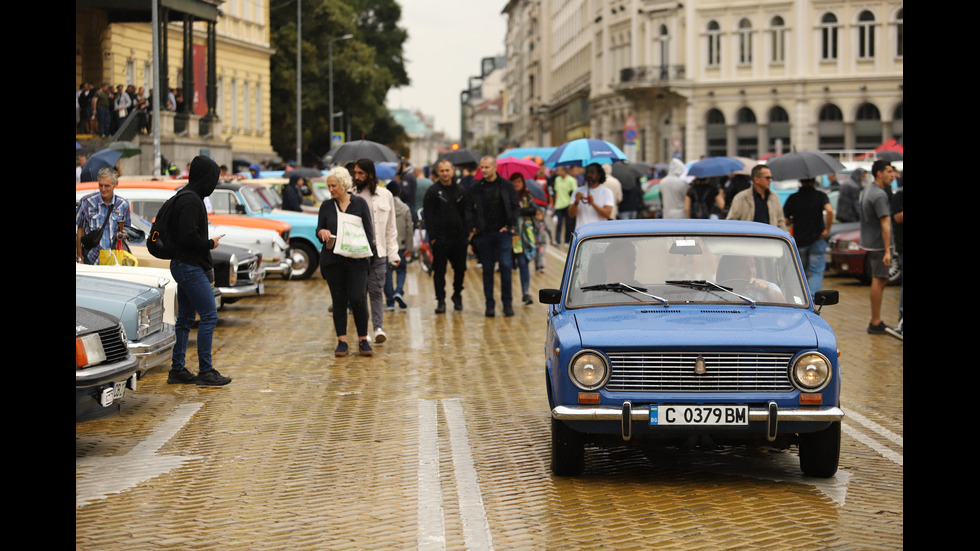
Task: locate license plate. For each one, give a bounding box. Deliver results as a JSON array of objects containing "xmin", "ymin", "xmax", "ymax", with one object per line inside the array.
[
  {"xmin": 650, "ymin": 405, "xmax": 748, "ymax": 426},
  {"xmin": 113, "ymin": 381, "xmax": 127, "ymax": 400}
]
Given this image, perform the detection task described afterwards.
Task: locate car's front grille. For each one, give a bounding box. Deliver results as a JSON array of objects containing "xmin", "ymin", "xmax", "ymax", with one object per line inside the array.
[
  {"xmin": 605, "ymin": 352, "xmax": 795, "ymax": 392},
  {"xmin": 237, "ymin": 257, "xmax": 259, "ymax": 283},
  {"xmin": 141, "ymin": 298, "xmax": 165, "ymax": 339},
  {"xmin": 99, "ymin": 324, "xmax": 130, "ymax": 364}
]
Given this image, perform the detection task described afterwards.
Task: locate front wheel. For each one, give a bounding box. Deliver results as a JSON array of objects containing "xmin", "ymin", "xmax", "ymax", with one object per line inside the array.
[
  {"xmin": 551, "ymin": 418, "xmax": 585, "ymax": 476},
  {"xmin": 288, "ymin": 242, "xmax": 319, "ymax": 280},
  {"xmin": 798, "ymin": 421, "xmax": 841, "ymax": 478}
]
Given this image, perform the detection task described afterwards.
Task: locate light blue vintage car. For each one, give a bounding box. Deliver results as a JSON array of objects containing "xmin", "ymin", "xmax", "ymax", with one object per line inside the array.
[
  {"xmin": 76, "ymin": 275, "xmax": 176, "ymax": 378},
  {"xmin": 540, "ymin": 219, "xmax": 842, "ymax": 477}
]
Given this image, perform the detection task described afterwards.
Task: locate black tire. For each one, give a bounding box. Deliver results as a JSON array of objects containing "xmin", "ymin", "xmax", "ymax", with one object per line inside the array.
[
  {"xmin": 551, "ymin": 417, "xmax": 585, "ymax": 476},
  {"xmin": 288, "ymin": 242, "xmax": 318, "ymax": 280},
  {"xmin": 798, "ymin": 421, "xmax": 841, "ymax": 478}
]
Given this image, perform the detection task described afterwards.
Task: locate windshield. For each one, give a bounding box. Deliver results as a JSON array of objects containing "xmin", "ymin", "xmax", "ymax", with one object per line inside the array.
[
  {"xmin": 239, "ymin": 186, "xmax": 271, "ymax": 213},
  {"xmin": 565, "ymin": 234, "xmax": 809, "ymax": 308}
]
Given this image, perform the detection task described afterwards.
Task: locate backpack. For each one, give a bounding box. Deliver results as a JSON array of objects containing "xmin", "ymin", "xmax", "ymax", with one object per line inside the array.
[
  {"xmin": 690, "ymin": 185, "xmax": 713, "ymax": 219},
  {"xmin": 147, "ymin": 192, "xmax": 185, "ymax": 259}
]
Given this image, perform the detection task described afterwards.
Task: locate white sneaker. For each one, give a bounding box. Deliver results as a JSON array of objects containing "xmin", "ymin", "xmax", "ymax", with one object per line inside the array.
[{"xmin": 374, "ymin": 327, "xmax": 387, "ymax": 344}]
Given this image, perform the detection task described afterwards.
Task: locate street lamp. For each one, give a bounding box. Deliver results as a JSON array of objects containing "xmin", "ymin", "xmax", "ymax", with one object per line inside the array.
[{"xmin": 329, "ymin": 33, "xmax": 354, "ymax": 150}]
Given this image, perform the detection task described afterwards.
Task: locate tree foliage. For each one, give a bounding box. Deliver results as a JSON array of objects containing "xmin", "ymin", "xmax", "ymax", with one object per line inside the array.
[{"xmin": 269, "ymin": 0, "xmax": 409, "ymax": 166}]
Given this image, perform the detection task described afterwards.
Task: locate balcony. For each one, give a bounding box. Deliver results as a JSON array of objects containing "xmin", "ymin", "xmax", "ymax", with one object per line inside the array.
[{"xmin": 615, "ymin": 65, "xmax": 686, "ymax": 90}]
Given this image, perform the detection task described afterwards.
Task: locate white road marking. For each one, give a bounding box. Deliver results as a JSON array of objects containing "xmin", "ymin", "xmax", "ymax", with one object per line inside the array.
[
  {"xmin": 76, "ymin": 402, "xmax": 203, "ymax": 507},
  {"xmin": 442, "ymin": 398, "xmax": 494, "ymax": 551},
  {"xmin": 842, "ymin": 422, "xmax": 903, "ymax": 467},
  {"xmin": 417, "ymin": 399, "xmax": 446, "ymax": 550},
  {"xmin": 842, "ymin": 407, "xmax": 903, "ymax": 447}
]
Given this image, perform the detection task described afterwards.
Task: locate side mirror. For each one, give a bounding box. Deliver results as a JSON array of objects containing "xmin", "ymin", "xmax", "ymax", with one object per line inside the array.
[
  {"xmin": 539, "ymin": 288, "xmax": 561, "ymax": 305},
  {"xmin": 813, "ymin": 289, "xmax": 839, "ymax": 315}
]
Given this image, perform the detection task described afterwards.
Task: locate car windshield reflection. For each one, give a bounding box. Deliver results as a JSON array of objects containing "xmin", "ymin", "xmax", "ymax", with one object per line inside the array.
[{"xmin": 565, "ymin": 234, "xmax": 809, "ymax": 308}]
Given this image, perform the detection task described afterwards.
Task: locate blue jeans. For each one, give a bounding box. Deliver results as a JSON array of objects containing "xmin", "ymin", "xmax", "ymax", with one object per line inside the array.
[
  {"xmin": 170, "ymin": 259, "xmax": 218, "ymax": 373},
  {"xmin": 798, "ymin": 238, "xmax": 827, "ymax": 296},
  {"xmin": 97, "ymin": 107, "xmax": 111, "ymax": 136},
  {"xmin": 475, "ymin": 231, "xmax": 513, "ymax": 309},
  {"xmin": 384, "ymin": 249, "xmax": 407, "ymax": 306}
]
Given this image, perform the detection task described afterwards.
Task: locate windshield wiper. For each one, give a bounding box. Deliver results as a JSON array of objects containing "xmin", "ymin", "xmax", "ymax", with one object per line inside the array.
[
  {"xmin": 580, "ymin": 282, "xmax": 669, "ymax": 306},
  {"xmin": 665, "ymin": 279, "xmax": 756, "ymax": 308}
]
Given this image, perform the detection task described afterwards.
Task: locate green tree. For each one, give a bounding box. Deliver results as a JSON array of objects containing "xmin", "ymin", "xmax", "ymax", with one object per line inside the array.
[{"xmin": 269, "ymin": 0, "xmax": 409, "ymax": 166}]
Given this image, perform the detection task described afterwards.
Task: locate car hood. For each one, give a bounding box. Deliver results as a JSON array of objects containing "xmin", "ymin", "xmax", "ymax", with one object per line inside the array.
[{"xmin": 572, "ymin": 306, "xmax": 819, "ymax": 349}]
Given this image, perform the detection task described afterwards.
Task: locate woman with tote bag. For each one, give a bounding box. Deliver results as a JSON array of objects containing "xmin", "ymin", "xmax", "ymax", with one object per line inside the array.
[{"xmin": 316, "ymin": 167, "xmax": 377, "ymax": 357}]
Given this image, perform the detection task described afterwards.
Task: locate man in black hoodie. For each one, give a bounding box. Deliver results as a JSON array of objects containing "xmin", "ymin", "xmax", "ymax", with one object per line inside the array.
[{"xmin": 167, "ymin": 156, "xmax": 232, "ymax": 386}]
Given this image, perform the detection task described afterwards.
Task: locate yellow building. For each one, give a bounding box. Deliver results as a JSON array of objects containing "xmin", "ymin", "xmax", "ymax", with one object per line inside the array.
[{"xmin": 76, "ymin": 0, "xmax": 275, "ymax": 175}]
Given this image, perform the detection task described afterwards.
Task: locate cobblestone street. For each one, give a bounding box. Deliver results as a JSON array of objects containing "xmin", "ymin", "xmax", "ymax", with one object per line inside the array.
[{"xmin": 77, "ymin": 248, "xmax": 903, "ymax": 550}]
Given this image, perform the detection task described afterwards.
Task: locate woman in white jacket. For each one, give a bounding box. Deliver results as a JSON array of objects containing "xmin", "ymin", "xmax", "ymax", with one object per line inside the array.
[{"xmin": 352, "ymin": 158, "xmax": 401, "ymax": 345}]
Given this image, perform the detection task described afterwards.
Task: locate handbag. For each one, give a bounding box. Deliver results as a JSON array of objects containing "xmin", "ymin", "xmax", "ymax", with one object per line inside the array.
[
  {"xmin": 81, "ymin": 198, "xmax": 116, "ymax": 250},
  {"xmin": 332, "ymin": 203, "xmax": 373, "ymax": 259},
  {"xmin": 99, "ymin": 239, "xmax": 138, "ymax": 266}
]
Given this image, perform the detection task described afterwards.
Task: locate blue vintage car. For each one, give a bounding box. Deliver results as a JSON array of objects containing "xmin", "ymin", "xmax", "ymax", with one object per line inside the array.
[{"xmin": 540, "ymin": 219, "xmax": 843, "ymax": 477}]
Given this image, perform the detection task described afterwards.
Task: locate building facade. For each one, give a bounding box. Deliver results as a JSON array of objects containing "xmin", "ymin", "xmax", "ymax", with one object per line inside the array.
[
  {"xmin": 76, "ymin": 0, "xmax": 275, "ymax": 174},
  {"xmin": 500, "ymin": 0, "xmax": 903, "ymax": 163}
]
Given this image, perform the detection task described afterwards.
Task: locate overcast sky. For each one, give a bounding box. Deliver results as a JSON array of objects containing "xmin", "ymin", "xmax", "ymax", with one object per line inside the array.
[{"xmin": 385, "ymin": 1, "xmax": 508, "ymax": 140}]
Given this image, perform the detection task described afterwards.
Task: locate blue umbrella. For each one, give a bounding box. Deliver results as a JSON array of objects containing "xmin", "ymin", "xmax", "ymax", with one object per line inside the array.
[
  {"xmin": 79, "ymin": 148, "xmax": 123, "ymax": 182},
  {"xmin": 545, "ymin": 138, "xmax": 628, "ymax": 167},
  {"xmin": 687, "ymin": 157, "xmax": 745, "ymax": 178},
  {"xmin": 374, "ymin": 162, "xmax": 397, "ymax": 180}
]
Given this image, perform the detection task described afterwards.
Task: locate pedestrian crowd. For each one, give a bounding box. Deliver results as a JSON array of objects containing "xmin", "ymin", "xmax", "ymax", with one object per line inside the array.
[{"xmin": 77, "ymin": 81, "xmax": 184, "ymax": 138}]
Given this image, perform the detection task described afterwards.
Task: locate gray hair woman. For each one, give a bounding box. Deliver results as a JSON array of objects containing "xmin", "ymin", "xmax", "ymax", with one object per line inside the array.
[{"xmin": 316, "ymin": 166, "xmax": 377, "ymax": 357}]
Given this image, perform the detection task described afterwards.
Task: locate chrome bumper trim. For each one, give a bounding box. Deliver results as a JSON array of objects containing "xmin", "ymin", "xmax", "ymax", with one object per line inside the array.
[{"xmin": 552, "ymin": 404, "xmax": 844, "ymax": 423}]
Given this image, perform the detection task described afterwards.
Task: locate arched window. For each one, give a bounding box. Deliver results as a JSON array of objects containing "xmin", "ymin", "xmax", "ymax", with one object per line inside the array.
[
  {"xmin": 820, "ymin": 13, "xmax": 838, "ymax": 60},
  {"xmin": 770, "ymin": 16, "xmax": 786, "ymax": 64},
  {"xmin": 707, "ymin": 21, "xmax": 721, "ymax": 67},
  {"xmin": 706, "ymin": 108, "xmax": 726, "ymax": 157},
  {"xmin": 736, "ymin": 108, "xmax": 758, "ymax": 157},
  {"xmin": 768, "ymin": 106, "xmax": 790, "ymax": 154},
  {"xmin": 892, "ymin": 103, "xmax": 903, "ymax": 141},
  {"xmin": 855, "ymin": 103, "xmax": 882, "ymax": 150},
  {"xmin": 858, "ymin": 10, "xmax": 876, "ymax": 59},
  {"xmin": 817, "ymin": 104, "xmax": 844, "ymax": 150},
  {"xmin": 738, "ymin": 19, "xmax": 752, "ymax": 65}
]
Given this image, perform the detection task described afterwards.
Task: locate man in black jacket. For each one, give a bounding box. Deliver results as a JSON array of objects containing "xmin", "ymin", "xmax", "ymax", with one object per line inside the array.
[
  {"xmin": 167, "ymin": 156, "xmax": 232, "ymax": 386},
  {"xmin": 469, "ymin": 156, "xmax": 519, "ymax": 317},
  {"xmin": 424, "ymin": 158, "xmax": 472, "ymax": 313}
]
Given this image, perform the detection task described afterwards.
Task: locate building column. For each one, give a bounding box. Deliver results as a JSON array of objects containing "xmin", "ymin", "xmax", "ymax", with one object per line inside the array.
[{"xmin": 201, "ymin": 19, "xmax": 219, "ymax": 138}]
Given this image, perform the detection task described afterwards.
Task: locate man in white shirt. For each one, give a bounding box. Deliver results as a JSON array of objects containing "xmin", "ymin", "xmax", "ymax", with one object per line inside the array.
[{"xmin": 568, "ymin": 163, "xmax": 615, "ymax": 228}]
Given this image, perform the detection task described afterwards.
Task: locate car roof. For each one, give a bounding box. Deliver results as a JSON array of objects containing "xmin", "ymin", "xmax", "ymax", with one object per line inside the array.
[{"xmin": 574, "ymin": 219, "xmax": 792, "ymax": 240}]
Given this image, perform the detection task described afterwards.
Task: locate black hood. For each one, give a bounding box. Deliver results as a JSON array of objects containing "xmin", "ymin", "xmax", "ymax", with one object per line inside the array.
[
  {"xmin": 288, "ymin": 173, "xmax": 303, "ymax": 186},
  {"xmin": 186, "ymin": 156, "xmax": 220, "ymax": 198}
]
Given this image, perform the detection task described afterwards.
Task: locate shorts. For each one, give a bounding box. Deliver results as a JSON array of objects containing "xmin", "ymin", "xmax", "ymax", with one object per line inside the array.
[{"xmin": 865, "ymin": 249, "xmax": 891, "ymax": 279}]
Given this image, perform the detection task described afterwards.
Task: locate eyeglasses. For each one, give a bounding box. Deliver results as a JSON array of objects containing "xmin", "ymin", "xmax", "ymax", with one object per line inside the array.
[{"xmin": 757, "ymin": 175, "xmax": 773, "ymax": 180}]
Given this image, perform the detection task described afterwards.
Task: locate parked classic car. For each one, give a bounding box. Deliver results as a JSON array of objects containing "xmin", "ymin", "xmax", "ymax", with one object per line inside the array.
[
  {"xmin": 76, "ymin": 275, "xmax": 176, "ymax": 377},
  {"xmin": 75, "ymin": 187, "xmax": 293, "ymax": 279},
  {"xmin": 76, "ymin": 263, "xmax": 182, "ymax": 323},
  {"xmin": 541, "ymin": 219, "xmax": 843, "ymax": 478},
  {"xmin": 210, "ymin": 183, "xmax": 323, "ymax": 280},
  {"xmin": 827, "ymin": 227, "xmax": 902, "ymax": 285},
  {"xmin": 76, "ymin": 306, "xmax": 140, "ymax": 422}
]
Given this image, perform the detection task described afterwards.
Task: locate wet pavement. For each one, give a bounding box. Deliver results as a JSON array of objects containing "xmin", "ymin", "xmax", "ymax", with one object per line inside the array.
[{"xmin": 76, "ymin": 245, "xmax": 903, "ymax": 549}]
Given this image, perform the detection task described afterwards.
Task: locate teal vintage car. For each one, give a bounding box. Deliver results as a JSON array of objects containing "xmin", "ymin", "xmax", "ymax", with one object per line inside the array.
[{"xmin": 75, "ymin": 275, "xmax": 175, "ymax": 378}]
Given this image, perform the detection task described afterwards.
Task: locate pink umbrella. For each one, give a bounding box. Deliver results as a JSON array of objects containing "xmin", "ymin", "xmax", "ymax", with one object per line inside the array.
[{"xmin": 496, "ymin": 156, "xmax": 542, "ymax": 181}]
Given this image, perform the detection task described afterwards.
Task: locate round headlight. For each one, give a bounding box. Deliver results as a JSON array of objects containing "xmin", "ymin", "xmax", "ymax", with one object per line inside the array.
[
  {"xmin": 569, "ymin": 351, "xmax": 609, "ymax": 390},
  {"xmin": 792, "ymin": 352, "xmax": 832, "ymax": 391}
]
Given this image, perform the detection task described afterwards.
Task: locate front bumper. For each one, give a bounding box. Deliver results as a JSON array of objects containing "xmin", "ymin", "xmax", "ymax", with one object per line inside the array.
[
  {"xmin": 553, "ymin": 402, "xmax": 844, "ymax": 442},
  {"xmin": 263, "ymin": 258, "xmax": 292, "ymax": 276},
  {"xmin": 128, "ymin": 323, "xmax": 176, "ymax": 374}
]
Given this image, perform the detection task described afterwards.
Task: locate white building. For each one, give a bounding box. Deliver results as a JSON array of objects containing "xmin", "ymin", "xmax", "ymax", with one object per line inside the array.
[{"xmin": 501, "ymin": 0, "xmax": 903, "ymax": 162}]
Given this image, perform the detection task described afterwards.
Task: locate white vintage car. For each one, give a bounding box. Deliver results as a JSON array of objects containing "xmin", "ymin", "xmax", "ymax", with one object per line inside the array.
[{"xmin": 75, "ymin": 187, "xmax": 292, "ymax": 278}]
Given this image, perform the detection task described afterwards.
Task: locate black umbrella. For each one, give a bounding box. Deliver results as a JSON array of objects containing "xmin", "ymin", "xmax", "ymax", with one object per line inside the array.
[
  {"xmin": 611, "ymin": 163, "xmax": 643, "ymax": 191},
  {"xmin": 324, "ymin": 140, "xmax": 400, "ymax": 164},
  {"xmin": 288, "ymin": 167, "xmax": 324, "ymax": 179},
  {"xmin": 767, "ymin": 151, "xmax": 846, "ymax": 180},
  {"xmin": 440, "ymin": 148, "xmax": 482, "ymax": 166},
  {"xmin": 80, "ymin": 148, "xmax": 123, "ymax": 182}
]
